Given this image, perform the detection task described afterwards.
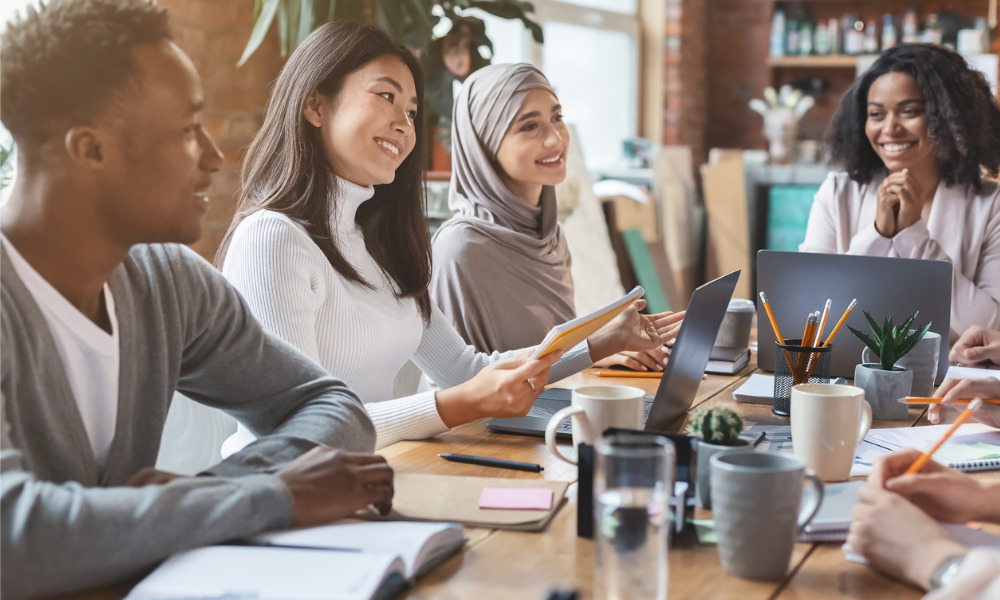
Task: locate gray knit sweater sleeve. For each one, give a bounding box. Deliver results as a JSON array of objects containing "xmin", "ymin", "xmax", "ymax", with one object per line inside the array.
[{"xmin": 0, "ymin": 244, "xmax": 375, "ymax": 599}]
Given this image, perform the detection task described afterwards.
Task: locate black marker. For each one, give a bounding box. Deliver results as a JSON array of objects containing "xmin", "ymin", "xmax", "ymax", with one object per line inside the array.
[{"xmin": 438, "ymin": 453, "xmax": 544, "ymax": 473}]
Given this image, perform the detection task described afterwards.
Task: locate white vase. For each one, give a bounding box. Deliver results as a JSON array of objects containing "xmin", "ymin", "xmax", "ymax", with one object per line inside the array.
[{"xmin": 853, "ymin": 363, "xmax": 912, "ymax": 420}]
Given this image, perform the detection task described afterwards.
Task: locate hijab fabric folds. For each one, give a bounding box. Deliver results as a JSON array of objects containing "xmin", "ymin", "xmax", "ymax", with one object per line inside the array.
[{"xmin": 430, "ymin": 63, "xmax": 575, "ymax": 353}]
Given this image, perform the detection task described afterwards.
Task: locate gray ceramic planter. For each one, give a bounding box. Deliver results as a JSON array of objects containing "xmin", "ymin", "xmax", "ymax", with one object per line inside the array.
[
  {"xmin": 854, "ymin": 363, "xmax": 912, "ymax": 420},
  {"xmin": 694, "ymin": 437, "xmax": 750, "ymax": 509}
]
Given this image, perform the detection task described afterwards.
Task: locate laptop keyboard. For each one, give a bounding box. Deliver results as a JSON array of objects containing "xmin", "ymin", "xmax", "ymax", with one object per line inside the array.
[{"xmin": 528, "ymin": 398, "xmax": 656, "ymax": 433}]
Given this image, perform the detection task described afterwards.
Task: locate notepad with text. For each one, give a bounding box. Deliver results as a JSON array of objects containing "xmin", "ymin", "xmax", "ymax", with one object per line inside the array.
[{"xmin": 532, "ymin": 286, "xmax": 644, "ymax": 359}]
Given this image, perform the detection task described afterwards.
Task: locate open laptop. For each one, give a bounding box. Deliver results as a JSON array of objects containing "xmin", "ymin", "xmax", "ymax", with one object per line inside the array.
[
  {"xmin": 756, "ymin": 251, "xmax": 951, "ymax": 383},
  {"xmin": 486, "ymin": 270, "xmax": 740, "ymax": 439}
]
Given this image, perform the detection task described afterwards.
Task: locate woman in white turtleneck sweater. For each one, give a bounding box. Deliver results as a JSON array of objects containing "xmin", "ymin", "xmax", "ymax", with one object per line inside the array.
[{"xmin": 217, "ymin": 22, "xmax": 681, "ymax": 450}]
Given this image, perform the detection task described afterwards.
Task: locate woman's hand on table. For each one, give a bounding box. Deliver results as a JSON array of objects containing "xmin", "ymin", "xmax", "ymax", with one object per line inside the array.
[
  {"xmin": 848, "ymin": 481, "xmax": 966, "ymax": 591},
  {"xmin": 928, "ymin": 377, "xmax": 1000, "ymax": 428},
  {"xmin": 594, "ymin": 347, "xmax": 669, "ymax": 372},
  {"xmin": 950, "ymin": 326, "xmax": 1000, "ymax": 367},
  {"xmin": 435, "ymin": 349, "xmax": 563, "ymax": 427},
  {"xmin": 868, "ymin": 448, "xmax": 996, "ymax": 523}
]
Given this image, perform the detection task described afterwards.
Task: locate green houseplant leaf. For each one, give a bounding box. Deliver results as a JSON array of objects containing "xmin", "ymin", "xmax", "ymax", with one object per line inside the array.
[
  {"xmin": 849, "ymin": 309, "xmax": 931, "ymax": 371},
  {"xmin": 238, "ymin": 0, "xmax": 281, "ymax": 66}
]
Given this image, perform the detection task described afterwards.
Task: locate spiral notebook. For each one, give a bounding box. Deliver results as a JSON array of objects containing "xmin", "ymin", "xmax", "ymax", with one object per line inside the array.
[
  {"xmin": 863, "ymin": 423, "xmax": 1000, "ymax": 473},
  {"xmin": 799, "ymin": 481, "xmax": 864, "ymax": 543}
]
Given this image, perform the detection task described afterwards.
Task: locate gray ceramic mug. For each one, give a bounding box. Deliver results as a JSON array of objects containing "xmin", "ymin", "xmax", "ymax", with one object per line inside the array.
[{"xmin": 710, "ymin": 451, "xmax": 824, "ymax": 580}]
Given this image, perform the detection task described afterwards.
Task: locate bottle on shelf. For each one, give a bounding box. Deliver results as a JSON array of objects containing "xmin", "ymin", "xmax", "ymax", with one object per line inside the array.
[
  {"xmin": 828, "ymin": 17, "xmax": 840, "ymax": 55},
  {"xmin": 799, "ymin": 20, "xmax": 814, "ymax": 56},
  {"xmin": 786, "ymin": 13, "xmax": 800, "ymax": 55},
  {"xmin": 882, "ymin": 15, "xmax": 897, "ymax": 50},
  {"xmin": 922, "ymin": 13, "xmax": 941, "ymax": 45},
  {"xmin": 770, "ymin": 8, "xmax": 786, "ymax": 57},
  {"xmin": 843, "ymin": 14, "xmax": 863, "ymax": 55},
  {"xmin": 902, "ymin": 9, "xmax": 919, "ymax": 44},
  {"xmin": 863, "ymin": 18, "xmax": 879, "ymax": 53},
  {"xmin": 814, "ymin": 22, "xmax": 831, "ymax": 56}
]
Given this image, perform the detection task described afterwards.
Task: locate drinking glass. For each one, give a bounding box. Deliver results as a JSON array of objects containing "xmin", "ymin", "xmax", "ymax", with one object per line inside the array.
[{"xmin": 594, "ymin": 433, "xmax": 675, "ymax": 600}]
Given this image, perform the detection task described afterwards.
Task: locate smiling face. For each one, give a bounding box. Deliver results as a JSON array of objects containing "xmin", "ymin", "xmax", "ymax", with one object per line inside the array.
[
  {"xmin": 865, "ymin": 72, "xmax": 937, "ymax": 175},
  {"xmin": 304, "ymin": 54, "xmax": 418, "ymax": 187},
  {"xmin": 100, "ymin": 41, "xmax": 223, "ymax": 245},
  {"xmin": 494, "ymin": 88, "xmax": 569, "ymax": 206}
]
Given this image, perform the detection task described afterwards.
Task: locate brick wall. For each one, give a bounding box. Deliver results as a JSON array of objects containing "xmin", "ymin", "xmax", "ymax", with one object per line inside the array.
[
  {"xmin": 663, "ymin": 0, "xmax": 708, "ymax": 166},
  {"xmin": 157, "ymin": 0, "xmax": 284, "ymax": 262},
  {"xmin": 700, "ymin": 0, "xmax": 993, "ymax": 155},
  {"xmin": 704, "ymin": 0, "xmax": 772, "ymax": 153}
]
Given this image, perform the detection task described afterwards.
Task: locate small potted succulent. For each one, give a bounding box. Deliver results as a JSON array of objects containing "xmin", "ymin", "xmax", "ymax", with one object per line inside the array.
[
  {"xmin": 848, "ymin": 311, "xmax": 931, "ymax": 420},
  {"xmin": 688, "ymin": 407, "xmax": 747, "ymax": 509}
]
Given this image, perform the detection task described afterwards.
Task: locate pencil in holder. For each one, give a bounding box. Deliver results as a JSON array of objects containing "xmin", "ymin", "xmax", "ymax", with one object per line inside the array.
[{"xmin": 772, "ymin": 339, "xmax": 833, "ymax": 417}]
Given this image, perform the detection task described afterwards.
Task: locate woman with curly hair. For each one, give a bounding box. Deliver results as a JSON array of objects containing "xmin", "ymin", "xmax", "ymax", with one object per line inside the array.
[{"xmin": 800, "ymin": 44, "xmax": 1000, "ymax": 340}]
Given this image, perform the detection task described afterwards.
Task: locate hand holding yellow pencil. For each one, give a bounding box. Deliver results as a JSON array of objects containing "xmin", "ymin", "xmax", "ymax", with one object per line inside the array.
[{"xmin": 904, "ymin": 398, "xmax": 984, "ymax": 475}]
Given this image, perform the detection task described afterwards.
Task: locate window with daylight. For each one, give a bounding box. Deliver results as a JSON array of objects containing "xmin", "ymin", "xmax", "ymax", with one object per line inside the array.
[{"xmin": 464, "ymin": 1, "xmax": 640, "ymax": 171}]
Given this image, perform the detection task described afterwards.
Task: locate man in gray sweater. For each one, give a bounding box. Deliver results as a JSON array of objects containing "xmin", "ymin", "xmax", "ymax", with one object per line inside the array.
[{"xmin": 0, "ymin": 1, "xmax": 393, "ymax": 598}]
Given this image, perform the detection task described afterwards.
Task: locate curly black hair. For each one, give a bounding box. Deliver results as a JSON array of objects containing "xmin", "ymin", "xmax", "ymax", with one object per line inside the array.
[
  {"xmin": 825, "ymin": 44, "xmax": 1000, "ymax": 188},
  {"xmin": 1, "ymin": 0, "xmax": 171, "ymax": 152}
]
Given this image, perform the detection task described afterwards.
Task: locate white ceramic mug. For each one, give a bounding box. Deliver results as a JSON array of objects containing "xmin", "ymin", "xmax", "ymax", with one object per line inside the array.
[
  {"xmin": 862, "ymin": 330, "xmax": 941, "ymax": 398},
  {"xmin": 790, "ymin": 384, "xmax": 872, "ymax": 481},
  {"xmin": 545, "ymin": 386, "xmax": 645, "ymax": 465}
]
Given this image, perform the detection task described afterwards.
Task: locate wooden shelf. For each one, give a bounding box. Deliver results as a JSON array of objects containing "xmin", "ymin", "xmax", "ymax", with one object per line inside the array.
[{"xmin": 767, "ymin": 55, "xmax": 860, "ymax": 68}]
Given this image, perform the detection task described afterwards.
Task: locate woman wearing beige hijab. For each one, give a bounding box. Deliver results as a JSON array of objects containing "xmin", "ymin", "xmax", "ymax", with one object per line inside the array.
[{"xmin": 431, "ymin": 63, "xmax": 682, "ymax": 371}]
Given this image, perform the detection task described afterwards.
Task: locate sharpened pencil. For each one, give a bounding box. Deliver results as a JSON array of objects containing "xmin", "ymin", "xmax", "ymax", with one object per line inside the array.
[
  {"xmin": 821, "ymin": 299, "xmax": 857, "ymax": 347},
  {"xmin": 815, "ymin": 299, "xmax": 832, "ymax": 346},
  {"xmin": 904, "ymin": 397, "xmax": 1000, "ymax": 405},
  {"xmin": 759, "ymin": 291, "xmax": 785, "ymax": 344},
  {"xmin": 595, "ymin": 370, "xmax": 663, "ymax": 378},
  {"xmin": 904, "ymin": 398, "xmax": 984, "ymax": 475}
]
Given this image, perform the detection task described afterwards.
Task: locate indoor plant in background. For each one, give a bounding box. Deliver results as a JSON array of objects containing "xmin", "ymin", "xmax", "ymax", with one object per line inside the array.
[
  {"xmin": 688, "ymin": 407, "xmax": 747, "ymax": 509},
  {"xmin": 848, "ymin": 311, "xmax": 931, "ymax": 421},
  {"xmin": 237, "ymin": 0, "xmax": 544, "ymax": 166}
]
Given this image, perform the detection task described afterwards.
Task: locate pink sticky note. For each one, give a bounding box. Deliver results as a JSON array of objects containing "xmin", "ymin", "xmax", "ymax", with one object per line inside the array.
[{"xmin": 478, "ymin": 487, "xmax": 554, "ymax": 511}]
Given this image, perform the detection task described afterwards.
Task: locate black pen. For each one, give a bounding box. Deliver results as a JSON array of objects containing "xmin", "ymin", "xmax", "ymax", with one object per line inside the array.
[{"xmin": 438, "ymin": 453, "xmax": 544, "ymax": 473}]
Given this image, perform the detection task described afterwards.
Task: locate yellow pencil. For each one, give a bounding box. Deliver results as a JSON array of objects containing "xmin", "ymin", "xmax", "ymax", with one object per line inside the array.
[
  {"xmin": 904, "ymin": 398, "xmax": 983, "ymax": 475},
  {"xmin": 595, "ymin": 370, "xmax": 663, "ymax": 378},
  {"xmin": 759, "ymin": 291, "xmax": 785, "ymax": 344},
  {"xmin": 905, "ymin": 397, "xmax": 1000, "ymax": 405},
  {"xmin": 800, "ymin": 311, "xmax": 818, "ymax": 348},
  {"xmin": 815, "ymin": 299, "xmax": 832, "ymax": 346},
  {"xmin": 821, "ymin": 298, "xmax": 857, "ymax": 347}
]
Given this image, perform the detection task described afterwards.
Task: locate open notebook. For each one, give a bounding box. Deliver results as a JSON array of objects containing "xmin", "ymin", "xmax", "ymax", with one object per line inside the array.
[
  {"xmin": 128, "ymin": 521, "xmax": 464, "ymax": 600},
  {"xmin": 532, "ymin": 285, "xmax": 644, "ymax": 359},
  {"xmin": 798, "ymin": 481, "xmax": 1000, "ymax": 551},
  {"xmin": 864, "ymin": 423, "xmax": 1000, "ymax": 473}
]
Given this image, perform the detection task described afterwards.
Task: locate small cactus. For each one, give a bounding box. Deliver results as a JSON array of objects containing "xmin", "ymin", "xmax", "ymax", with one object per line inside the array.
[{"xmin": 687, "ymin": 407, "xmax": 744, "ymax": 446}]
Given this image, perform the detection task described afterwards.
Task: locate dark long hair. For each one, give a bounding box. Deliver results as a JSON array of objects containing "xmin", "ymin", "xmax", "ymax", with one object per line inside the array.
[
  {"xmin": 825, "ymin": 43, "xmax": 1000, "ymax": 188},
  {"xmin": 217, "ymin": 20, "xmax": 431, "ymax": 320}
]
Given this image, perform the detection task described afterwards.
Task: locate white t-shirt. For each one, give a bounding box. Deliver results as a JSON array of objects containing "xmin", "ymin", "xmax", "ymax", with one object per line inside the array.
[{"xmin": 1, "ymin": 236, "xmax": 119, "ymax": 467}]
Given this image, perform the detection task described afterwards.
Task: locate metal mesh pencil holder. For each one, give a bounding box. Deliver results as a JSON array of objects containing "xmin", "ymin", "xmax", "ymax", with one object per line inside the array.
[{"xmin": 772, "ymin": 339, "xmax": 833, "ymax": 417}]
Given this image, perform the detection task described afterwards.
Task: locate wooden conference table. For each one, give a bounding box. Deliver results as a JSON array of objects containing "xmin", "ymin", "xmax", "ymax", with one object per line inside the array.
[
  {"xmin": 66, "ymin": 355, "xmax": 999, "ymax": 600},
  {"xmin": 385, "ymin": 358, "xmax": 1000, "ymax": 600}
]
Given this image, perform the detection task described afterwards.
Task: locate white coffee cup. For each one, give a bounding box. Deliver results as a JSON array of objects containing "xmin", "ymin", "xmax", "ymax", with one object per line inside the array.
[
  {"xmin": 545, "ymin": 386, "xmax": 645, "ymax": 465},
  {"xmin": 790, "ymin": 384, "xmax": 872, "ymax": 482},
  {"xmin": 862, "ymin": 330, "xmax": 941, "ymax": 398}
]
